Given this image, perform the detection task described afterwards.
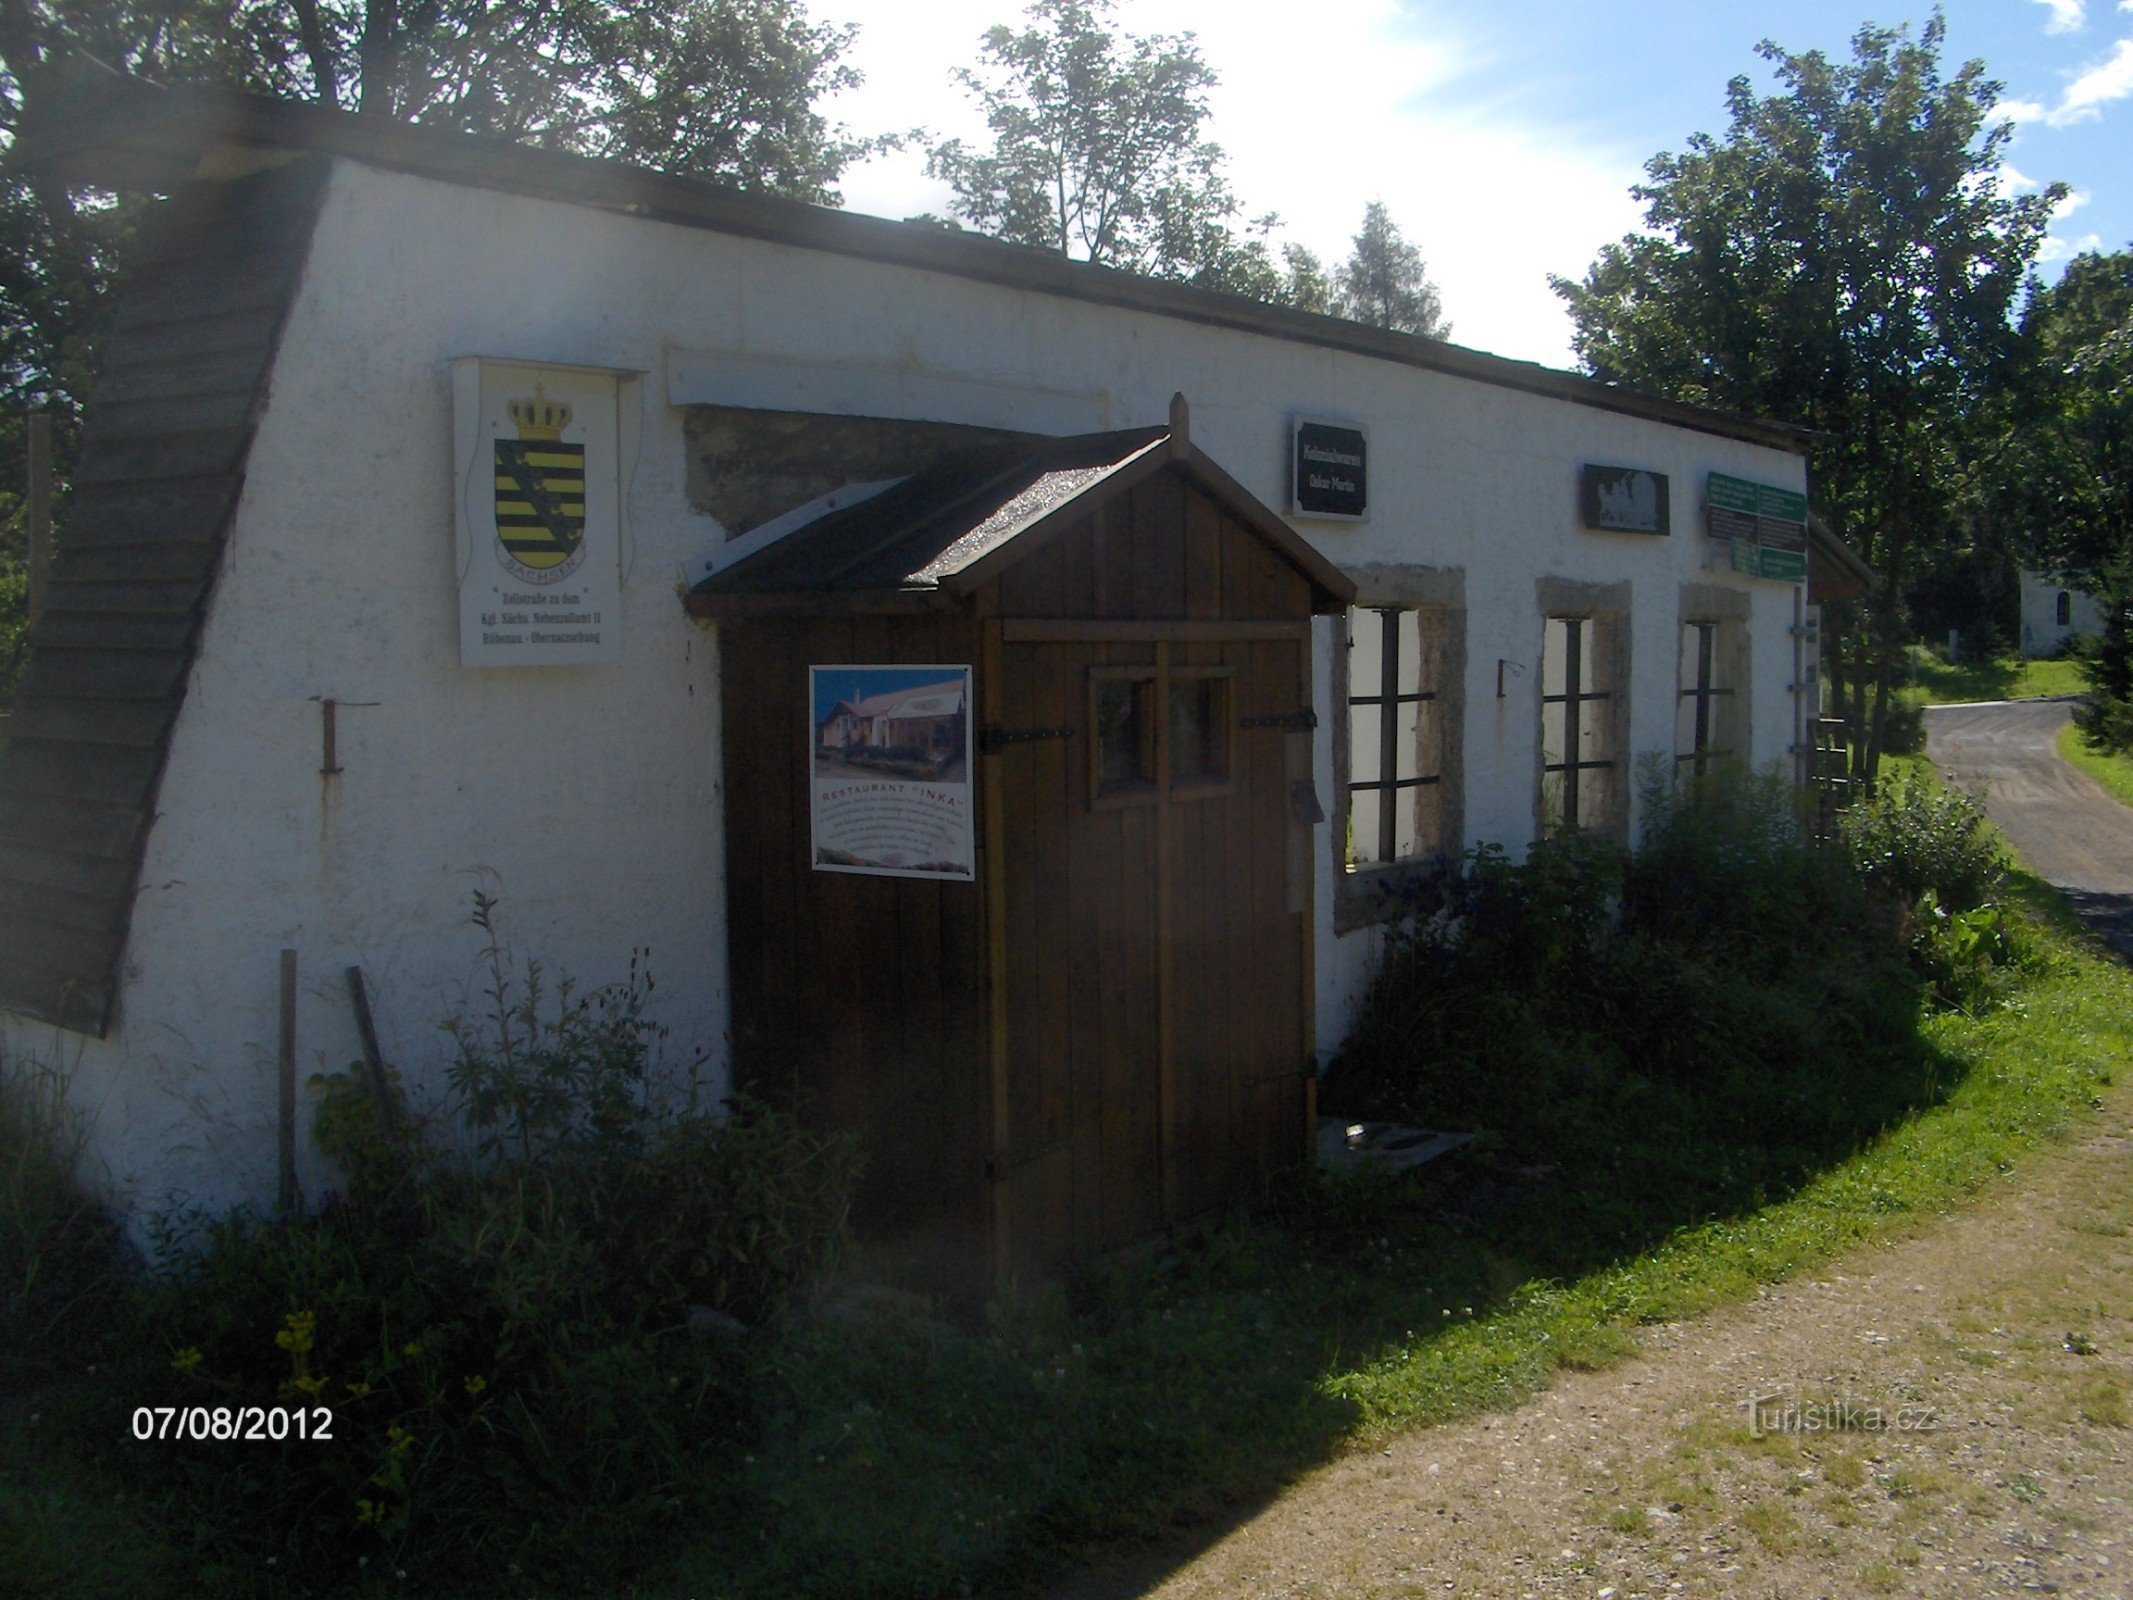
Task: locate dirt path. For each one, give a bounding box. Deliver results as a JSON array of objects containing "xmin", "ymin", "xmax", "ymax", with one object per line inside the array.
[
  {"xmin": 1926, "ymin": 698, "xmax": 2133, "ymax": 951},
  {"xmin": 1053, "ymin": 1100, "xmax": 2133, "ymax": 1600},
  {"xmin": 1047, "ymin": 711, "xmax": 2133, "ymax": 1600}
]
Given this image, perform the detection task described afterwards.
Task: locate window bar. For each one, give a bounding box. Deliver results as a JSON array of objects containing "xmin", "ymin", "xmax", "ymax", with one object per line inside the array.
[
  {"xmin": 1693, "ymin": 622, "xmax": 1713, "ymax": 777},
  {"xmin": 1377, "ymin": 607, "xmax": 1400, "ymax": 863},
  {"xmin": 1562, "ymin": 618, "xmax": 1582, "ymax": 826}
]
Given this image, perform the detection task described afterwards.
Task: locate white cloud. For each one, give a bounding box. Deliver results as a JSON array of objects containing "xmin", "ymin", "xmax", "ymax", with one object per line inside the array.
[
  {"xmin": 824, "ymin": 0, "xmax": 1641, "ymax": 367},
  {"xmin": 2058, "ymin": 187, "xmax": 2093, "ymax": 215},
  {"xmin": 2040, "ymin": 230, "xmax": 2105, "ymax": 262},
  {"xmin": 2059, "ymin": 35, "xmax": 2133, "ymax": 117},
  {"xmin": 2032, "ymin": 0, "xmax": 2086, "ymax": 33},
  {"xmin": 2013, "ymin": 35, "xmax": 2133, "ymax": 126}
]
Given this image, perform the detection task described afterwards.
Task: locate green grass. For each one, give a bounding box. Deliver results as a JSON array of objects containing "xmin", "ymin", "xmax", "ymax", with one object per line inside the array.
[
  {"xmin": 8, "ymin": 832, "xmax": 2133, "ymax": 1599},
  {"xmin": 2058, "ymin": 721, "xmax": 2133, "ymax": 811},
  {"xmin": 1905, "ymin": 645, "xmax": 2085, "ymax": 706}
]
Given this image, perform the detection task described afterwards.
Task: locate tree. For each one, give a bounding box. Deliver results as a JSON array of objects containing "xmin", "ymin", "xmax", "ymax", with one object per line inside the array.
[
  {"xmin": 0, "ymin": 0, "xmax": 880, "ymax": 195},
  {"xmin": 1552, "ymin": 15, "xmax": 2062, "ymax": 776},
  {"xmin": 2005, "ymin": 250, "xmax": 2133, "ymax": 595},
  {"xmin": 1334, "ymin": 201, "xmax": 1448, "ymax": 338},
  {"xmin": 1999, "ymin": 249, "xmax": 2133, "ymax": 744},
  {"xmin": 927, "ymin": 0, "xmax": 1306, "ymax": 300}
]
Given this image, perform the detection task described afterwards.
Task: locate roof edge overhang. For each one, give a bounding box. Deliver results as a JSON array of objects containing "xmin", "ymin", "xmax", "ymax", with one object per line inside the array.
[
  {"xmin": 14, "ymin": 58, "xmax": 1814, "ymax": 457},
  {"xmin": 1807, "ymin": 510, "xmax": 1877, "ymax": 605},
  {"xmin": 687, "ymin": 413, "xmax": 1357, "ymax": 620},
  {"xmin": 683, "ymin": 586, "xmax": 958, "ymax": 620}
]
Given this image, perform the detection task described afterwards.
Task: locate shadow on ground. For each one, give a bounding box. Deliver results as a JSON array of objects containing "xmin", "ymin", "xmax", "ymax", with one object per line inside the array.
[{"xmin": 2058, "ymin": 888, "xmax": 2133, "ymax": 956}]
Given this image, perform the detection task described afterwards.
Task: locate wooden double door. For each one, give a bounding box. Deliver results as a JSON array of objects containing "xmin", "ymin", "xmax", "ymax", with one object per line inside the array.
[{"xmin": 985, "ymin": 621, "xmax": 1315, "ymax": 1281}]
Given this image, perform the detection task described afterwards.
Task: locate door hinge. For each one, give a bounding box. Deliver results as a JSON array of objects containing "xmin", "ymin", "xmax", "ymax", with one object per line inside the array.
[
  {"xmin": 977, "ymin": 724, "xmax": 1078, "ymax": 755},
  {"xmin": 1241, "ymin": 707, "xmax": 1318, "ymax": 732}
]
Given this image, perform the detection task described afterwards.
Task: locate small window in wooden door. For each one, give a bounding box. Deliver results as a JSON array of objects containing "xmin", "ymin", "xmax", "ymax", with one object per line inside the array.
[
  {"xmin": 1168, "ymin": 667, "xmax": 1233, "ymax": 797},
  {"xmin": 1092, "ymin": 668, "xmax": 1159, "ymax": 803}
]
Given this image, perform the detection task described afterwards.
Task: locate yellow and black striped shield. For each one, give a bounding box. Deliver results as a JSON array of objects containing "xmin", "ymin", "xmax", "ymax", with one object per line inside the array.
[{"xmin": 493, "ymin": 437, "xmax": 586, "ymax": 573}]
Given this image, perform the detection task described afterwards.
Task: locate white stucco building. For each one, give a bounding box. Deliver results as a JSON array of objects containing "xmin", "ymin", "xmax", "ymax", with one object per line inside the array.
[
  {"xmin": 2020, "ymin": 568, "xmax": 2106, "ymax": 658},
  {"xmin": 2, "ymin": 68, "xmax": 1832, "ymax": 1254}
]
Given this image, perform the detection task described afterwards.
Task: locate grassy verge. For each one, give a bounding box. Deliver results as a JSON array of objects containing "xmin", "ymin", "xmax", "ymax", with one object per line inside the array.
[
  {"xmin": 1904, "ymin": 645, "xmax": 2083, "ymax": 706},
  {"xmin": 2058, "ymin": 720, "xmax": 2133, "ymax": 811}
]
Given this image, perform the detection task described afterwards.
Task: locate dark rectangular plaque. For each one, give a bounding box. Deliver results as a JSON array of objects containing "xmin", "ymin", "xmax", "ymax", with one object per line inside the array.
[
  {"xmin": 1580, "ymin": 464, "xmax": 1670, "ymax": 534},
  {"xmin": 1292, "ymin": 418, "xmax": 1368, "ymax": 520}
]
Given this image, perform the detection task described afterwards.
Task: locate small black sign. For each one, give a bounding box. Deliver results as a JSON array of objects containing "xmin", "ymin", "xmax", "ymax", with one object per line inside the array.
[
  {"xmin": 1580, "ymin": 464, "xmax": 1670, "ymax": 535},
  {"xmin": 1292, "ymin": 419, "xmax": 1368, "ymax": 520}
]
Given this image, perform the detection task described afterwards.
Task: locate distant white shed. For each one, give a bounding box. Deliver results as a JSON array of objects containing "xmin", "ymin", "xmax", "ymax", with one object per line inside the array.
[{"xmin": 2020, "ymin": 570, "xmax": 2105, "ymax": 658}]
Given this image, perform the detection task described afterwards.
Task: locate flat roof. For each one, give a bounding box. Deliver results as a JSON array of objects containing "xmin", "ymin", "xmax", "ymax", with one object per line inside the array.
[{"xmin": 14, "ymin": 58, "xmax": 1815, "ymax": 456}]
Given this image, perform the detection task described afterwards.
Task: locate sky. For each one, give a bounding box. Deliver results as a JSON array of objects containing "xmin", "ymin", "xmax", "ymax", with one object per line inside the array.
[{"xmin": 813, "ymin": 0, "xmax": 2133, "ymax": 369}]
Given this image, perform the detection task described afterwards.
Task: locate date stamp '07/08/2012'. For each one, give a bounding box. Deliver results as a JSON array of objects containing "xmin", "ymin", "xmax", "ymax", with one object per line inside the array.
[{"xmin": 132, "ymin": 1406, "xmax": 334, "ymax": 1442}]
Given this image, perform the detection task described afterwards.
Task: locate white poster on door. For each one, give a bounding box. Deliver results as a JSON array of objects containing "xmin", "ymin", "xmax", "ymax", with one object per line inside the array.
[{"xmin": 809, "ymin": 665, "xmax": 975, "ymax": 880}]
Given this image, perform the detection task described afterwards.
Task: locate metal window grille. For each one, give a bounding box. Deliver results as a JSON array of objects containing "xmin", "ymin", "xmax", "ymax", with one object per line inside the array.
[
  {"xmin": 1541, "ymin": 615, "xmax": 1613, "ymax": 828},
  {"xmin": 1676, "ymin": 620, "xmax": 1736, "ymax": 778},
  {"xmin": 1347, "ymin": 606, "xmax": 1440, "ymax": 866}
]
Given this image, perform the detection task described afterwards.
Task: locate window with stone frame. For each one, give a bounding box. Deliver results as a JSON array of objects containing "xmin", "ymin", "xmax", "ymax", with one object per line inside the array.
[
  {"xmin": 1345, "ymin": 605, "xmax": 1452, "ymax": 871},
  {"xmin": 1676, "ymin": 618, "xmax": 1741, "ymax": 778},
  {"xmin": 1539, "ymin": 613, "xmax": 1619, "ymax": 831}
]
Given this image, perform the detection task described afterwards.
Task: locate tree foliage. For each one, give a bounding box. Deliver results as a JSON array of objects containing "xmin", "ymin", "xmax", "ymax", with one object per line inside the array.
[
  {"xmin": 926, "ymin": 0, "xmax": 1321, "ymax": 307},
  {"xmin": 2004, "ymin": 250, "xmax": 2133, "ymax": 595},
  {"xmin": 2003, "ymin": 248, "xmax": 2133, "ymax": 747},
  {"xmin": 1334, "ymin": 201, "xmax": 1448, "ymax": 338},
  {"xmin": 1551, "ymin": 15, "xmax": 2062, "ymax": 772}
]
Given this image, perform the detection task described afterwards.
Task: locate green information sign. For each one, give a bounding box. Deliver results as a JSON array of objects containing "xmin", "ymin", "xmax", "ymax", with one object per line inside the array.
[
  {"xmin": 1722, "ymin": 539, "xmax": 1806, "ymax": 583},
  {"xmin": 1708, "ymin": 472, "xmax": 1807, "ymax": 524},
  {"xmin": 1759, "ymin": 547, "xmax": 1808, "ymax": 583},
  {"xmin": 1710, "ymin": 472, "xmax": 1807, "ymax": 584},
  {"xmin": 1708, "ymin": 473, "xmax": 1760, "ymax": 515}
]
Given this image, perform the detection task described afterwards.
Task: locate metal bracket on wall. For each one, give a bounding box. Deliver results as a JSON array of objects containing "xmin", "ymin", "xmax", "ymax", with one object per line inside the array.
[
  {"xmin": 977, "ymin": 724, "xmax": 1078, "ymax": 756},
  {"xmin": 1241, "ymin": 707, "xmax": 1318, "ymax": 732}
]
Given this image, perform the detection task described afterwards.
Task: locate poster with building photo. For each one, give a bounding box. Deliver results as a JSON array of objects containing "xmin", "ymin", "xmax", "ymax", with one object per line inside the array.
[{"xmin": 809, "ymin": 665, "xmax": 975, "ymax": 880}]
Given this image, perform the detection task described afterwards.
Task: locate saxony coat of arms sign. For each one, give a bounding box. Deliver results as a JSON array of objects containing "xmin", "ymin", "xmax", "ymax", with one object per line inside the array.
[
  {"xmin": 493, "ymin": 386, "xmax": 588, "ymax": 583},
  {"xmin": 452, "ymin": 359, "xmax": 632, "ymax": 668}
]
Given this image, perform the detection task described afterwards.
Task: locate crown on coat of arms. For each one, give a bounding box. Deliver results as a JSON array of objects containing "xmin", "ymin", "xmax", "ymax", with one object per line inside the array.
[{"xmin": 508, "ymin": 384, "xmax": 572, "ymax": 441}]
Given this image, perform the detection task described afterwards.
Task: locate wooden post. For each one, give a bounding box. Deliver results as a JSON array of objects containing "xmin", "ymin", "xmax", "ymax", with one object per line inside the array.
[
  {"xmin": 979, "ymin": 614, "xmax": 1014, "ymax": 1291},
  {"xmin": 344, "ymin": 965, "xmax": 398, "ymax": 1136},
  {"xmin": 26, "ymin": 413, "xmax": 53, "ymax": 628},
  {"xmin": 278, "ymin": 949, "xmax": 300, "ymax": 1214}
]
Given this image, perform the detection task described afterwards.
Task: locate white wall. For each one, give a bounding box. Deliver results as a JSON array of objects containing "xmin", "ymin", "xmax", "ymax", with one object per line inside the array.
[
  {"xmin": 2020, "ymin": 569, "xmax": 2105, "ymax": 659},
  {"xmin": 9, "ymin": 157, "xmax": 1808, "ymax": 1217}
]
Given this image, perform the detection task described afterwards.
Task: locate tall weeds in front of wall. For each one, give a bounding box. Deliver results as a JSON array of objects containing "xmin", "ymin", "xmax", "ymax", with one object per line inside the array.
[
  {"xmin": 5, "ymin": 778, "xmax": 2130, "ymax": 1600},
  {"xmin": 0, "ymin": 1040, "xmax": 124, "ymax": 1396},
  {"xmin": 1, "ymin": 904, "xmax": 864, "ymax": 1596},
  {"xmin": 1323, "ymin": 760, "xmax": 2013, "ymax": 1172}
]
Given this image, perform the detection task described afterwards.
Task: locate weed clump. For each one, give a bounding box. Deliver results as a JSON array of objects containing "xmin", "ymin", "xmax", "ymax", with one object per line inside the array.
[
  {"xmin": 0, "ymin": 1046, "xmax": 126, "ymax": 1395},
  {"xmin": 96, "ymin": 897, "xmax": 860, "ymax": 1592},
  {"xmin": 1324, "ymin": 761, "xmax": 2020, "ymax": 1199}
]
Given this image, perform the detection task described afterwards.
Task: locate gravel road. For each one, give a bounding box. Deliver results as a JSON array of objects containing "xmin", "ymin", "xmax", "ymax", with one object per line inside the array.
[
  {"xmin": 1924, "ymin": 697, "xmax": 2133, "ymax": 951},
  {"xmin": 1051, "ymin": 1102, "xmax": 2133, "ymax": 1600}
]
